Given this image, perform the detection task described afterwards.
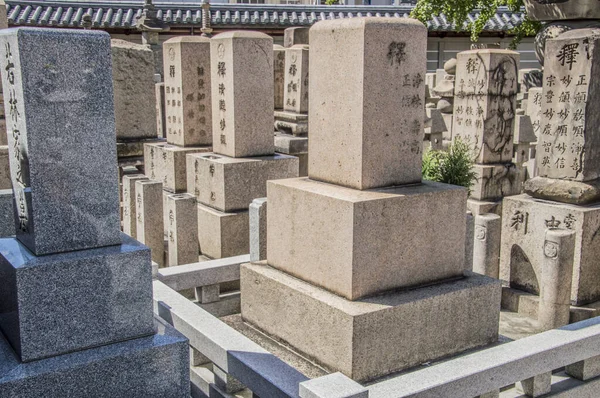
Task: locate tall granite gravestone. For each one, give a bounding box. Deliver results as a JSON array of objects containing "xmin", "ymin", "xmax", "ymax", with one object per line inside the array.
[
  {"xmin": 0, "ymin": 28, "xmax": 188, "ymax": 396},
  {"xmin": 274, "ymin": 44, "xmax": 310, "ymax": 176},
  {"xmin": 453, "ymin": 48, "xmax": 523, "ymax": 215},
  {"xmin": 500, "ymin": 28, "xmax": 600, "ymax": 308},
  {"xmin": 273, "ymin": 44, "xmax": 285, "ymax": 110},
  {"xmin": 241, "ymin": 18, "xmax": 500, "ymax": 382},
  {"xmin": 186, "ymin": 31, "xmax": 298, "ymax": 259}
]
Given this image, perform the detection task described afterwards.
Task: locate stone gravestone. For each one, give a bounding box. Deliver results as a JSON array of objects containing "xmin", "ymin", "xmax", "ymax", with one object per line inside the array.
[
  {"xmin": 453, "ymin": 49, "xmax": 523, "ymax": 215},
  {"xmin": 273, "ymin": 44, "xmax": 285, "ymax": 110},
  {"xmin": 0, "ymin": 28, "xmax": 187, "ymax": 396},
  {"xmin": 241, "ymin": 18, "xmax": 500, "ymax": 382},
  {"xmin": 500, "ymin": 28, "xmax": 600, "ymax": 308},
  {"xmin": 186, "ymin": 31, "xmax": 298, "ymax": 259}
]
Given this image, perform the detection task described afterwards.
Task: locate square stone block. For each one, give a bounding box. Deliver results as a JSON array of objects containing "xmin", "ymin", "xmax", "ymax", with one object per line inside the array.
[
  {"xmin": 274, "ymin": 110, "xmax": 308, "ymax": 136},
  {"xmin": 0, "ymin": 145, "xmax": 9, "ymax": 189},
  {"xmin": 267, "ymin": 178, "xmax": 467, "ymax": 300},
  {"xmin": 0, "ymin": 233, "xmax": 154, "ymax": 362},
  {"xmin": 500, "ymin": 194, "xmax": 600, "ymax": 305},
  {"xmin": 308, "ymin": 18, "xmax": 427, "ymax": 190},
  {"xmin": 470, "ymin": 163, "xmax": 523, "ymax": 201},
  {"xmin": 0, "ymin": 189, "xmax": 14, "ymax": 237},
  {"xmin": 241, "ymin": 262, "xmax": 501, "ymax": 382},
  {"xmin": 189, "ymin": 152, "xmax": 298, "ymax": 212},
  {"xmin": 274, "ymin": 133, "xmax": 308, "ymax": 155},
  {"xmin": 197, "ymin": 203, "xmax": 249, "ymax": 259},
  {"xmin": 0, "ymin": 317, "xmax": 189, "ymax": 397},
  {"xmin": 143, "ymin": 142, "xmax": 210, "ymax": 193}
]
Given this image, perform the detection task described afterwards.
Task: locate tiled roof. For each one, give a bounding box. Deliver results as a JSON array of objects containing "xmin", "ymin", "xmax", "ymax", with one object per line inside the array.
[{"xmin": 5, "ymin": 1, "xmax": 525, "ymax": 32}]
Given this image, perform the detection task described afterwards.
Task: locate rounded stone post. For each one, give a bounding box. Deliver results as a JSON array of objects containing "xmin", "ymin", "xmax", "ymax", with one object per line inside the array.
[
  {"xmin": 472, "ymin": 213, "xmax": 501, "ymax": 278},
  {"xmin": 539, "ymin": 228, "xmax": 575, "ymax": 331}
]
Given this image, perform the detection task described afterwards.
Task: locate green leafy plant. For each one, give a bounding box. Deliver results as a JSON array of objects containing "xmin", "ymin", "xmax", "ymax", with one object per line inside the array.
[
  {"xmin": 411, "ymin": 0, "xmax": 541, "ymax": 49},
  {"xmin": 324, "ymin": 0, "xmax": 340, "ymax": 4},
  {"xmin": 422, "ymin": 139, "xmax": 478, "ymax": 193}
]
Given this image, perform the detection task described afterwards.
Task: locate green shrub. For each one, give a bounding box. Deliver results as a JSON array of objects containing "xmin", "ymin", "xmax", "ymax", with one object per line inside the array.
[{"xmin": 422, "ymin": 139, "xmax": 478, "ymax": 193}]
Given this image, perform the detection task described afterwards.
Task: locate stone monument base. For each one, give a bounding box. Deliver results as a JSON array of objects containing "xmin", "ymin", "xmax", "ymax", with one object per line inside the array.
[
  {"xmin": 470, "ymin": 163, "xmax": 523, "ymax": 201},
  {"xmin": 241, "ymin": 261, "xmax": 500, "ymax": 382},
  {"xmin": 500, "ymin": 194, "xmax": 600, "ymax": 305},
  {"xmin": 524, "ymin": 176, "xmax": 600, "ymax": 205},
  {"xmin": 0, "ymin": 317, "xmax": 189, "ymax": 397},
  {"xmin": 274, "ymin": 133, "xmax": 308, "ymax": 177},
  {"xmin": 197, "ymin": 202, "xmax": 248, "ymax": 259},
  {"xmin": 274, "ymin": 110, "xmax": 308, "ymax": 136}
]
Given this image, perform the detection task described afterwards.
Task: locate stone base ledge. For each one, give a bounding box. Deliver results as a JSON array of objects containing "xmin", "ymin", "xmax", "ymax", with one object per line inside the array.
[{"xmin": 524, "ymin": 177, "xmax": 600, "ymax": 205}]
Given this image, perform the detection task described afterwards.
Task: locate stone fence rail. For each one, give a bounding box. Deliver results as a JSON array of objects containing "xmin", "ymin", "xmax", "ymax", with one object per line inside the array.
[{"xmin": 153, "ymin": 258, "xmax": 600, "ymax": 398}]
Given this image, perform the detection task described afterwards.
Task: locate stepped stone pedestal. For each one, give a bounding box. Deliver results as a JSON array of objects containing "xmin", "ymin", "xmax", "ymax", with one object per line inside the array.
[
  {"xmin": 0, "ymin": 28, "xmax": 188, "ymax": 396},
  {"xmin": 241, "ymin": 18, "xmax": 501, "ymax": 383}
]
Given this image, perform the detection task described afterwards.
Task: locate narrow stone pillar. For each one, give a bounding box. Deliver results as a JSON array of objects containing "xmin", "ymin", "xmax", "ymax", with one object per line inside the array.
[
  {"xmin": 249, "ymin": 198, "xmax": 267, "ymax": 261},
  {"xmin": 566, "ymin": 355, "xmax": 600, "ymax": 381},
  {"xmin": 195, "ymin": 284, "xmax": 220, "ymax": 304},
  {"xmin": 122, "ymin": 174, "xmax": 148, "ymax": 238},
  {"xmin": 166, "ymin": 193, "xmax": 198, "ymax": 266},
  {"xmin": 465, "ymin": 211, "xmax": 474, "ymax": 271},
  {"xmin": 539, "ymin": 228, "xmax": 575, "ymax": 330},
  {"xmin": 213, "ymin": 365, "xmax": 245, "ymax": 394},
  {"xmin": 473, "ymin": 213, "xmax": 501, "ymax": 278},
  {"xmin": 517, "ymin": 372, "xmax": 551, "ymax": 397},
  {"xmin": 135, "ymin": 179, "xmax": 165, "ymax": 267},
  {"xmin": 190, "ymin": 347, "xmax": 210, "ymax": 367}
]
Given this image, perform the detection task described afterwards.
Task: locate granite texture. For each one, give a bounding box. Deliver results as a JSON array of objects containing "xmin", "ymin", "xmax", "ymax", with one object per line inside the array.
[
  {"xmin": 122, "ymin": 174, "xmax": 148, "ymax": 239},
  {"xmin": 524, "ymin": 0, "xmax": 600, "ymax": 21},
  {"xmin": 249, "ymin": 197, "xmax": 267, "ymax": 262},
  {"xmin": 241, "ymin": 262, "xmax": 501, "ymax": 382},
  {"xmin": 135, "ymin": 180, "xmax": 164, "ymax": 267},
  {"xmin": 111, "ymin": 39, "xmax": 157, "ymax": 140},
  {"xmin": 283, "ymin": 45, "xmax": 309, "ymax": 114},
  {"xmin": 0, "ymin": 317, "xmax": 189, "ymax": 397},
  {"xmin": 499, "ymin": 194, "xmax": 600, "ymax": 305},
  {"xmin": 189, "ymin": 152, "xmax": 298, "ymax": 212},
  {"xmin": 0, "ymin": 233, "xmax": 154, "ymax": 362},
  {"xmin": 470, "ymin": 163, "xmax": 523, "ymax": 201},
  {"xmin": 166, "ymin": 193, "xmax": 198, "ymax": 266},
  {"xmin": 0, "ymin": 188, "xmax": 14, "ymax": 237},
  {"xmin": 274, "ymin": 44, "xmax": 285, "ymax": 110},
  {"xmin": 308, "ymin": 18, "xmax": 426, "ymax": 190},
  {"xmin": 524, "ymin": 176, "xmax": 600, "ymax": 205},
  {"xmin": 163, "ymin": 36, "xmax": 212, "ymax": 147},
  {"xmin": 143, "ymin": 142, "xmax": 211, "ymax": 193},
  {"xmin": 274, "ymin": 110, "xmax": 309, "ymax": 136},
  {"xmin": 452, "ymin": 49, "xmax": 519, "ymax": 164},
  {"xmin": 155, "ymin": 82, "xmax": 165, "ymax": 138},
  {"xmin": 284, "ymin": 27, "xmax": 309, "ymax": 48},
  {"xmin": 472, "ymin": 213, "xmax": 501, "ymax": 279},
  {"xmin": 274, "ymin": 133, "xmax": 308, "ymax": 154},
  {"xmin": 0, "ymin": 145, "xmax": 9, "ymax": 189},
  {"xmin": 210, "ymin": 31, "xmax": 275, "ymax": 158},
  {"xmin": 197, "ymin": 202, "xmax": 248, "ymax": 259},
  {"xmin": 536, "ymin": 29, "xmax": 600, "ymax": 182},
  {"xmin": 0, "ymin": 28, "xmax": 121, "ymax": 255},
  {"xmin": 299, "ymin": 373, "xmax": 367, "ymax": 398},
  {"xmin": 267, "ymin": 178, "xmax": 468, "ymax": 300}
]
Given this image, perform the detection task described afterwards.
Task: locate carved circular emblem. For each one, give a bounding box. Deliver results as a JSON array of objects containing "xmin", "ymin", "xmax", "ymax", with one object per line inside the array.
[
  {"xmin": 168, "ymin": 47, "xmax": 176, "ymax": 61},
  {"xmin": 544, "ymin": 241, "xmax": 559, "ymax": 259},
  {"xmin": 217, "ymin": 44, "xmax": 225, "ymax": 59},
  {"xmin": 475, "ymin": 225, "xmax": 487, "ymax": 241},
  {"xmin": 291, "ymin": 52, "xmax": 298, "ymax": 64}
]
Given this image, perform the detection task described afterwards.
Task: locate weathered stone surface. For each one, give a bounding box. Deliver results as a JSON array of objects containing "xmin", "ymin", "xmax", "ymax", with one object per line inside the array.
[
  {"xmin": 210, "ymin": 31, "xmax": 274, "ymax": 158},
  {"xmin": 0, "ymin": 28, "xmax": 121, "ymax": 255},
  {"xmin": 283, "ymin": 45, "xmax": 309, "ymax": 114},
  {"xmin": 518, "ymin": 68, "xmax": 543, "ymax": 92},
  {"xmin": 0, "ymin": 233, "xmax": 154, "ymax": 362},
  {"xmin": 111, "ymin": 39, "xmax": 157, "ymax": 140},
  {"xmin": 190, "ymin": 152, "xmax": 298, "ymax": 212},
  {"xmin": 143, "ymin": 142, "xmax": 210, "ymax": 193},
  {"xmin": 473, "ymin": 213, "xmax": 501, "ymax": 279},
  {"xmin": 284, "ymin": 27, "xmax": 309, "ymax": 48},
  {"xmin": 135, "ymin": 180, "xmax": 164, "ymax": 267},
  {"xmin": 524, "ymin": 0, "xmax": 600, "ymax": 21},
  {"xmin": 274, "ymin": 110, "xmax": 308, "ymax": 136},
  {"xmin": 500, "ymin": 194, "xmax": 600, "ymax": 305},
  {"xmin": 534, "ymin": 20, "xmax": 600, "ymax": 66},
  {"xmin": 453, "ymin": 49, "xmax": 519, "ymax": 164},
  {"xmin": 0, "ymin": 317, "xmax": 189, "ymax": 397},
  {"xmin": 309, "ymin": 18, "xmax": 426, "ymax": 190},
  {"xmin": 524, "ymin": 176, "xmax": 600, "ymax": 205},
  {"xmin": 0, "ymin": 188, "xmax": 13, "ymax": 237},
  {"xmin": 527, "ymin": 87, "xmax": 543, "ymax": 138},
  {"xmin": 197, "ymin": 202, "xmax": 248, "ymax": 259},
  {"xmin": 513, "ymin": 115, "xmax": 536, "ymax": 145},
  {"xmin": 0, "ymin": 145, "xmax": 9, "ymax": 189},
  {"xmin": 166, "ymin": 193, "xmax": 198, "ymax": 266},
  {"xmin": 536, "ymin": 29, "xmax": 600, "ymax": 182},
  {"xmin": 122, "ymin": 174, "xmax": 148, "ymax": 238},
  {"xmin": 155, "ymin": 82, "xmax": 165, "ymax": 138},
  {"xmin": 163, "ymin": 37, "xmax": 212, "ymax": 147},
  {"xmin": 241, "ymin": 262, "xmax": 500, "ymax": 382},
  {"xmin": 249, "ymin": 197, "xmax": 267, "ymax": 262},
  {"xmin": 274, "ymin": 44, "xmax": 285, "ymax": 110},
  {"xmin": 274, "ymin": 133, "xmax": 308, "ymax": 155},
  {"xmin": 467, "ymin": 198, "xmax": 502, "ymax": 217},
  {"xmin": 267, "ymin": 178, "xmax": 467, "ymax": 300},
  {"xmin": 470, "ymin": 163, "xmax": 523, "ymax": 201},
  {"xmin": 299, "ymin": 373, "xmax": 367, "ymax": 398}
]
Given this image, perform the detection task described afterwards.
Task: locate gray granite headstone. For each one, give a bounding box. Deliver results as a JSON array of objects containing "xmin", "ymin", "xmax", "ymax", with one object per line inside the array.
[{"xmin": 0, "ymin": 28, "xmax": 121, "ymax": 255}]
